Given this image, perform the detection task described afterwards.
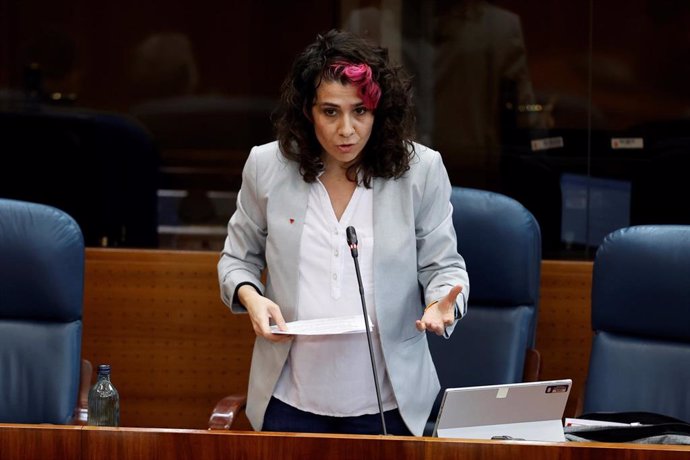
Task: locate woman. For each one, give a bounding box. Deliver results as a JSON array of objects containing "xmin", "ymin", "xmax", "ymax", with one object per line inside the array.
[{"xmin": 218, "ymin": 29, "xmax": 469, "ymax": 436}]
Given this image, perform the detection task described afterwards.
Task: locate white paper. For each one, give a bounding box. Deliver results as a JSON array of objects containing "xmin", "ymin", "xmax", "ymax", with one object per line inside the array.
[
  {"xmin": 270, "ymin": 314, "xmax": 373, "ymax": 336},
  {"xmin": 564, "ymin": 418, "xmax": 638, "ymax": 428}
]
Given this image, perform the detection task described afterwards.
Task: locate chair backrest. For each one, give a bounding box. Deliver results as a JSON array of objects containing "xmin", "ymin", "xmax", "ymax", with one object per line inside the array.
[
  {"xmin": 425, "ymin": 187, "xmax": 541, "ymax": 432},
  {"xmin": 583, "ymin": 225, "xmax": 690, "ymax": 422},
  {"xmin": 0, "ymin": 199, "xmax": 84, "ymax": 423},
  {"xmin": 0, "ymin": 107, "xmax": 159, "ymax": 247}
]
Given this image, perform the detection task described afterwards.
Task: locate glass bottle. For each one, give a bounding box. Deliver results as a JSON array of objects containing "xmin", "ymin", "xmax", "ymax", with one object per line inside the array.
[{"xmin": 87, "ymin": 364, "xmax": 120, "ymax": 426}]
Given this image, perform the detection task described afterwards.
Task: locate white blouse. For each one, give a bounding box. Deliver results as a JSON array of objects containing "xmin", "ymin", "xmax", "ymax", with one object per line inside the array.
[{"xmin": 272, "ymin": 178, "xmax": 397, "ymax": 416}]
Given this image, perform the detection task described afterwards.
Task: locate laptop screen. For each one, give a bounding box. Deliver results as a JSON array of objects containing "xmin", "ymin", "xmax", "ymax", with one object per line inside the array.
[{"xmin": 433, "ymin": 379, "xmax": 572, "ymax": 442}]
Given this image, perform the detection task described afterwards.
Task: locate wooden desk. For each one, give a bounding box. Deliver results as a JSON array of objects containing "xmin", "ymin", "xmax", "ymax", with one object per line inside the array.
[
  {"xmin": 1, "ymin": 424, "xmax": 689, "ymax": 460},
  {"xmin": 0, "ymin": 423, "xmax": 81, "ymax": 460}
]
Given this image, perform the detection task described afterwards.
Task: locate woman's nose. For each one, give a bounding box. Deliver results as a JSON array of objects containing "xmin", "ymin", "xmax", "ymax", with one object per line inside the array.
[{"xmin": 338, "ymin": 116, "xmax": 355, "ymax": 137}]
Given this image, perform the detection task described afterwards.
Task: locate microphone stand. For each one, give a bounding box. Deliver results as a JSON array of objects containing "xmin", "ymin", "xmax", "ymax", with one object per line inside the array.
[{"xmin": 346, "ymin": 226, "xmax": 388, "ymax": 435}]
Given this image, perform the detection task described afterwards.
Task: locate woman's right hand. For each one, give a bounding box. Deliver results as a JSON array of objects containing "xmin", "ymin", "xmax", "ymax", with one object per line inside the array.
[{"xmin": 237, "ymin": 285, "xmax": 292, "ymax": 342}]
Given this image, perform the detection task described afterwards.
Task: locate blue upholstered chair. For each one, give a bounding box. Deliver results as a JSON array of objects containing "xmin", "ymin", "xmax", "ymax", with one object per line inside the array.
[
  {"xmin": 582, "ymin": 225, "xmax": 690, "ymax": 423},
  {"xmin": 425, "ymin": 187, "xmax": 542, "ymax": 434},
  {"xmin": 0, "ymin": 198, "xmax": 89, "ymax": 424}
]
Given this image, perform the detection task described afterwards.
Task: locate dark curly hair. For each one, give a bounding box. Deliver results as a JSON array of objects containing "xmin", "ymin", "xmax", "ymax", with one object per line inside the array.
[{"xmin": 273, "ymin": 29, "xmax": 416, "ymax": 187}]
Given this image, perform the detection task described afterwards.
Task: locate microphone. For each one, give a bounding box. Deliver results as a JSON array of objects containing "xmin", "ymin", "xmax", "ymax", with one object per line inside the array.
[
  {"xmin": 346, "ymin": 226, "xmax": 358, "ymax": 257},
  {"xmin": 345, "ymin": 226, "xmax": 388, "ymax": 435}
]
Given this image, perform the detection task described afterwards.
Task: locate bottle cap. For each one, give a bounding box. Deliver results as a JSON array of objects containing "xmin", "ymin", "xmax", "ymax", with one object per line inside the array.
[{"xmin": 97, "ymin": 364, "xmax": 111, "ymax": 375}]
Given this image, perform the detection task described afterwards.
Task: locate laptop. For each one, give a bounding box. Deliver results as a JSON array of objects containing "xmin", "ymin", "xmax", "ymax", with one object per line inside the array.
[{"xmin": 432, "ymin": 379, "xmax": 572, "ymax": 442}]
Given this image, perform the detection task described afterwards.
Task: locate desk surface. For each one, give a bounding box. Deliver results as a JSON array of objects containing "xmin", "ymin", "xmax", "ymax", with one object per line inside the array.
[{"xmin": 1, "ymin": 424, "xmax": 689, "ymax": 460}]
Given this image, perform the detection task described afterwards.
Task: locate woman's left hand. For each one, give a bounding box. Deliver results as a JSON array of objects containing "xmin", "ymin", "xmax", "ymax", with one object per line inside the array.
[{"xmin": 415, "ymin": 285, "xmax": 463, "ymax": 336}]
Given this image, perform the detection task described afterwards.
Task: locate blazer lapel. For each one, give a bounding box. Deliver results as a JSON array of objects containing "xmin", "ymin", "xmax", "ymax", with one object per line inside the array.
[{"xmin": 372, "ymin": 177, "xmax": 396, "ymax": 321}]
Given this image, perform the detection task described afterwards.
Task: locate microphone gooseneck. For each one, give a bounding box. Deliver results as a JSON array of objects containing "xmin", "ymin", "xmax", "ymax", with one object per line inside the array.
[{"xmin": 345, "ymin": 226, "xmax": 388, "ymax": 435}]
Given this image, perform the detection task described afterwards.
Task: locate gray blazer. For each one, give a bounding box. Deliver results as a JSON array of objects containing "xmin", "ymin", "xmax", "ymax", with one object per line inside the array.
[{"xmin": 218, "ymin": 140, "xmax": 469, "ymax": 436}]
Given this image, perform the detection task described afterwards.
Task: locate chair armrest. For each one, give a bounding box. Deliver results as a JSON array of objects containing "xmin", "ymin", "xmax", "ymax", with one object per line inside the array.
[
  {"xmin": 72, "ymin": 359, "xmax": 93, "ymax": 425},
  {"xmin": 208, "ymin": 394, "xmax": 248, "ymax": 430},
  {"xmin": 522, "ymin": 348, "xmax": 541, "ymax": 382}
]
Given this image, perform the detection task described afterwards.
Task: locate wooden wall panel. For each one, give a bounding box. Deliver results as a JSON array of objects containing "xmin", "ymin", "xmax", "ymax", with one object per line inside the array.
[
  {"xmin": 536, "ymin": 260, "xmax": 594, "ymax": 418},
  {"xmin": 82, "ymin": 248, "xmax": 254, "ymax": 430},
  {"xmin": 82, "ymin": 249, "xmax": 595, "ymax": 429}
]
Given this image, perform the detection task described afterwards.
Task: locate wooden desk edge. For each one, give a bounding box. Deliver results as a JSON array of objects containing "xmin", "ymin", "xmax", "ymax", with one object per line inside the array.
[{"xmin": 2, "ymin": 424, "xmax": 689, "ymax": 460}]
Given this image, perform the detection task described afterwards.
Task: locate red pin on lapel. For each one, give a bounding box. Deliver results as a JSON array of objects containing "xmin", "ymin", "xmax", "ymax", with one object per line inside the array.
[{"xmin": 289, "ymin": 218, "xmax": 295, "ymax": 224}]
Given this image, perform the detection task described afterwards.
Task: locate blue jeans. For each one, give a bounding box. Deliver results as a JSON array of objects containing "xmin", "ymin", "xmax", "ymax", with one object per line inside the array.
[{"xmin": 262, "ymin": 396, "xmax": 412, "ymax": 436}]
